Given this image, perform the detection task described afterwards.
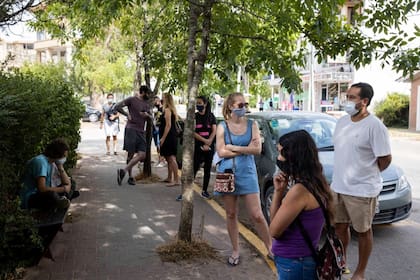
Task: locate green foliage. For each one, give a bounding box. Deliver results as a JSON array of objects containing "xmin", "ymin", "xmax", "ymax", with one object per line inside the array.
[
  {"xmin": 374, "ymin": 92, "xmax": 410, "ymax": 127},
  {"xmin": 74, "ymin": 38, "xmax": 136, "ymax": 96},
  {"xmin": 0, "ymin": 66, "xmax": 83, "ymax": 277}
]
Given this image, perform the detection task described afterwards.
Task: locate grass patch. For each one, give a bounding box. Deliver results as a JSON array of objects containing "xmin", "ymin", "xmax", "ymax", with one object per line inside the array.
[{"xmin": 156, "ymin": 237, "xmax": 219, "ymax": 263}]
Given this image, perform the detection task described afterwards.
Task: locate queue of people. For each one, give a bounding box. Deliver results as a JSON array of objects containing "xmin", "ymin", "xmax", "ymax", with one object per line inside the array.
[{"xmin": 20, "ymin": 82, "xmax": 388, "ymax": 280}]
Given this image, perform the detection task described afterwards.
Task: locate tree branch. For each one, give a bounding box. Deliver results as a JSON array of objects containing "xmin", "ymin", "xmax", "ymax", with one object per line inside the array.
[{"xmin": 212, "ymin": 30, "xmax": 269, "ymax": 41}]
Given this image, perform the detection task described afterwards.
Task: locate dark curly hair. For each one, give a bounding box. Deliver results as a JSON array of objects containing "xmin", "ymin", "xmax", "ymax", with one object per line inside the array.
[
  {"xmin": 44, "ymin": 138, "xmax": 69, "ymax": 159},
  {"xmin": 278, "ymin": 130, "xmax": 334, "ymax": 221}
]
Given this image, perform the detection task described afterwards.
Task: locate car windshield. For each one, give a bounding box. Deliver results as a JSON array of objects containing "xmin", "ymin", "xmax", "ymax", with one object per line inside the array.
[{"xmin": 269, "ymin": 116, "xmax": 336, "ymax": 149}]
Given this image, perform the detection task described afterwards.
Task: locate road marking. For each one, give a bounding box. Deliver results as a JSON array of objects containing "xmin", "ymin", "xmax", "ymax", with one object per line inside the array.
[{"xmin": 192, "ymin": 184, "xmax": 277, "ymax": 275}]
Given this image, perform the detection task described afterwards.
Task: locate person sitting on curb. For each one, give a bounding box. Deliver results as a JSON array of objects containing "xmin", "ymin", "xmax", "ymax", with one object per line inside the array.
[{"xmin": 20, "ymin": 138, "xmax": 74, "ymax": 210}]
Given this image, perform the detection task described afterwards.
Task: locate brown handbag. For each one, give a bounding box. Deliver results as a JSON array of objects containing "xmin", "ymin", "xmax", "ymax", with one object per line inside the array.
[
  {"xmin": 214, "ymin": 122, "xmax": 236, "ymax": 193},
  {"xmin": 214, "ymin": 172, "xmax": 235, "ymax": 193}
]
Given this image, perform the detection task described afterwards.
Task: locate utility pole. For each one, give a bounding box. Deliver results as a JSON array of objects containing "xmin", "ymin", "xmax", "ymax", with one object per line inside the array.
[{"xmin": 309, "ymin": 43, "xmax": 315, "ymax": 112}]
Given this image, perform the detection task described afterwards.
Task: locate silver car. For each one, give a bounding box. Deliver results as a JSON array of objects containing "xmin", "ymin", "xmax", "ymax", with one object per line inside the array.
[{"xmin": 248, "ymin": 111, "xmax": 412, "ymax": 224}]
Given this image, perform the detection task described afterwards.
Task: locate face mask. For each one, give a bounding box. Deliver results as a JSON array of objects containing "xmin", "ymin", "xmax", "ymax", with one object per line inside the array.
[
  {"xmin": 56, "ymin": 157, "xmax": 67, "ymax": 165},
  {"xmin": 232, "ymin": 108, "xmax": 246, "ymax": 117},
  {"xmin": 344, "ymin": 101, "xmax": 360, "ymax": 116},
  {"xmin": 276, "ymin": 159, "xmax": 291, "ymax": 176},
  {"xmin": 196, "ymin": 105, "xmax": 205, "ymax": 112},
  {"xmin": 107, "ymin": 98, "xmax": 113, "ymax": 103}
]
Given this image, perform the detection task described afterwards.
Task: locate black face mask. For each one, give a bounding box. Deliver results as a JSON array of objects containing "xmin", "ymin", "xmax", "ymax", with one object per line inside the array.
[{"xmin": 276, "ymin": 160, "xmax": 291, "ymax": 176}]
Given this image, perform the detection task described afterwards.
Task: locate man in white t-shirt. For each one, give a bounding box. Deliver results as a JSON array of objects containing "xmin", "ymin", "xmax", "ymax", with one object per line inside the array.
[
  {"xmin": 332, "ymin": 82, "xmax": 392, "ymax": 280},
  {"xmin": 100, "ymin": 93, "xmax": 120, "ymax": 155}
]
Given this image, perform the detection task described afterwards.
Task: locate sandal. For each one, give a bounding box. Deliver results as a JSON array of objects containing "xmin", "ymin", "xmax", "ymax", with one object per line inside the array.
[
  {"xmin": 160, "ymin": 179, "xmax": 171, "ymax": 183},
  {"xmin": 228, "ymin": 256, "xmax": 240, "ymax": 266},
  {"xmin": 343, "ymin": 267, "xmax": 351, "ymax": 274}
]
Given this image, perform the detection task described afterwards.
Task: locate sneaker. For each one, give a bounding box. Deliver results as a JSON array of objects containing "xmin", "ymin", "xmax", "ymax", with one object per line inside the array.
[
  {"xmin": 56, "ymin": 197, "xmax": 70, "ymax": 209},
  {"xmin": 176, "ymin": 194, "xmax": 183, "ymax": 201},
  {"xmin": 201, "ymin": 191, "xmax": 210, "ymax": 199},
  {"xmin": 127, "ymin": 177, "xmax": 136, "ymax": 185},
  {"xmin": 156, "ymin": 162, "xmax": 167, "ymax": 167},
  {"xmin": 342, "ymin": 267, "xmax": 351, "ymax": 274},
  {"xmin": 70, "ymin": 190, "xmax": 80, "ymax": 200},
  {"xmin": 117, "ymin": 169, "xmax": 126, "ymax": 185}
]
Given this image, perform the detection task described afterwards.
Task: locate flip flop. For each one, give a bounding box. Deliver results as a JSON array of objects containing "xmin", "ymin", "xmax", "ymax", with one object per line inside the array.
[
  {"xmin": 228, "ymin": 256, "xmax": 240, "ymax": 266},
  {"xmin": 343, "ymin": 267, "xmax": 351, "ymax": 274},
  {"xmin": 160, "ymin": 179, "xmax": 171, "ymax": 183}
]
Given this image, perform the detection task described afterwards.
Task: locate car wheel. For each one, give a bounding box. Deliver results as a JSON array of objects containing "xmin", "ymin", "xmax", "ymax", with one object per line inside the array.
[
  {"xmin": 89, "ymin": 113, "xmax": 99, "ymax": 122},
  {"xmin": 263, "ymin": 185, "xmax": 274, "ymax": 223}
]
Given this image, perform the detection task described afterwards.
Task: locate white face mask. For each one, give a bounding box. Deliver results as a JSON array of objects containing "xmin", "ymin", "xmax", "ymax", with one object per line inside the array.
[
  {"xmin": 344, "ymin": 101, "xmax": 360, "ymax": 116},
  {"xmin": 107, "ymin": 98, "xmax": 113, "ymax": 103},
  {"xmin": 56, "ymin": 157, "xmax": 67, "ymax": 165}
]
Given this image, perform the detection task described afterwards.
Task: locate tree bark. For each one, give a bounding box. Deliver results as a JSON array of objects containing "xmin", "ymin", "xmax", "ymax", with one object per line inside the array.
[{"xmin": 178, "ymin": 0, "xmax": 214, "ymax": 242}]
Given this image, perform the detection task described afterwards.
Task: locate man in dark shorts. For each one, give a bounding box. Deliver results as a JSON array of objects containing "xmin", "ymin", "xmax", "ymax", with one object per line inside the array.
[{"xmin": 114, "ymin": 85, "xmax": 152, "ymax": 185}]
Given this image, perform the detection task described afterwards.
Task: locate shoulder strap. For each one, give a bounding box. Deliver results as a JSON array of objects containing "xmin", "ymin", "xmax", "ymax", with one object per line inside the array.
[
  {"xmin": 224, "ymin": 121, "xmax": 236, "ymax": 172},
  {"xmin": 296, "ymin": 181, "xmax": 332, "ymax": 263},
  {"xmin": 296, "ymin": 216, "xmax": 319, "ymax": 263}
]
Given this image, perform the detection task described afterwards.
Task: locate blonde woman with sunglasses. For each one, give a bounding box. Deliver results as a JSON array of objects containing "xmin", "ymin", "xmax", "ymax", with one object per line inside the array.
[{"xmin": 215, "ymin": 92, "xmax": 272, "ymax": 266}]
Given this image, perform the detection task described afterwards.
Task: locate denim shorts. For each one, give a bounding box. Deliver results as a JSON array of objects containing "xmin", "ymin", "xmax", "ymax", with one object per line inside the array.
[{"xmin": 274, "ymin": 255, "xmax": 316, "ymax": 280}]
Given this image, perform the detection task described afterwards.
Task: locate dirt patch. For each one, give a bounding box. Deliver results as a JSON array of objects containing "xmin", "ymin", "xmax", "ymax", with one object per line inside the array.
[
  {"xmin": 134, "ymin": 173, "xmax": 162, "ymax": 183},
  {"xmin": 156, "ymin": 238, "xmax": 220, "ymax": 263}
]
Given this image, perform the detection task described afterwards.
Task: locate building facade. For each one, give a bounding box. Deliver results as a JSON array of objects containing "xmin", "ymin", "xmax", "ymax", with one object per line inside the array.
[{"xmin": 408, "ymin": 72, "xmax": 420, "ymax": 131}]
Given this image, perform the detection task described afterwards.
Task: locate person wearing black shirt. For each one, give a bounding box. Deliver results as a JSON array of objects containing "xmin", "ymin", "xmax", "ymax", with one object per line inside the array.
[{"xmin": 176, "ymin": 96, "xmax": 216, "ymax": 200}]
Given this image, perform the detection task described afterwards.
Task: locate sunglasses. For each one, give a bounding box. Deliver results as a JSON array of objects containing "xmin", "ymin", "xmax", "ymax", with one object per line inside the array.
[{"xmin": 236, "ymin": 103, "xmax": 246, "ymax": 108}]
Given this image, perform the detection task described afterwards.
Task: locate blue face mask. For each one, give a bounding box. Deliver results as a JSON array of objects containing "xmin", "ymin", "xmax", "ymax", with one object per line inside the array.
[
  {"xmin": 232, "ymin": 108, "xmax": 246, "ymax": 117},
  {"xmin": 196, "ymin": 105, "xmax": 205, "ymax": 112},
  {"xmin": 56, "ymin": 157, "xmax": 67, "ymax": 165}
]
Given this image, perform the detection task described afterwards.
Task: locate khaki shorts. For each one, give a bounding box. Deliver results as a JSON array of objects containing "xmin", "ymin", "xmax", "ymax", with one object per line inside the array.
[{"xmin": 332, "ymin": 191, "xmax": 377, "ymax": 233}]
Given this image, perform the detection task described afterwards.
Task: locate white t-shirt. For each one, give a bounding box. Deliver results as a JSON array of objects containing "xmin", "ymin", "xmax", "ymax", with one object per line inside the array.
[{"xmin": 331, "ymin": 114, "xmax": 391, "ymax": 197}]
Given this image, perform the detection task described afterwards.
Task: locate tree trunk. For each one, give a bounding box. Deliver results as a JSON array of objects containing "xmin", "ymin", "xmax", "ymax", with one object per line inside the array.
[
  {"xmin": 134, "ymin": 40, "xmax": 142, "ymax": 92},
  {"xmin": 142, "ymin": 115, "xmax": 153, "ymax": 177},
  {"xmin": 178, "ymin": 0, "xmax": 214, "ymax": 242}
]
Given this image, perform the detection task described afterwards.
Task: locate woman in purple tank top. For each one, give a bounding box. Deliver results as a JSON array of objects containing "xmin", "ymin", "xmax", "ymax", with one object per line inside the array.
[{"xmin": 269, "ymin": 130, "xmax": 334, "ymax": 280}]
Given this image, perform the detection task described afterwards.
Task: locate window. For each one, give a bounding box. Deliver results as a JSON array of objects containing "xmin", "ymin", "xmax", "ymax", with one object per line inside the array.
[{"xmin": 23, "ymin": 43, "xmax": 34, "ymax": 50}]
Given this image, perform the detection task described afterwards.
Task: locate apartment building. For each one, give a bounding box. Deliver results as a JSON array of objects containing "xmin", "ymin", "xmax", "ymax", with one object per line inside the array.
[{"xmin": 0, "ymin": 28, "xmax": 73, "ymax": 67}]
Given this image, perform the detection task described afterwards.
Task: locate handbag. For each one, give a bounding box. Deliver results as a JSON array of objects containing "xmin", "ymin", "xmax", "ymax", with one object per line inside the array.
[
  {"xmin": 296, "ymin": 184, "xmax": 346, "ymax": 280},
  {"xmin": 214, "ymin": 122, "xmax": 236, "ymax": 193},
  {"xmin": 175, "ymin": 119, "xmax": 183, "ymax": 137}
]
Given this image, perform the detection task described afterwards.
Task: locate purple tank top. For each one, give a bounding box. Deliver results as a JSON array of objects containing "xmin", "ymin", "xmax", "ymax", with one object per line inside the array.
[{"xmin": 272, "ymin": 207, "xmax": 324, "ymax": 258}]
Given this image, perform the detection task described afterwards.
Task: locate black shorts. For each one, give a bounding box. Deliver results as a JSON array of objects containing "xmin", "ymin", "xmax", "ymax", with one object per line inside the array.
[{"xmin": 123, "ymin": 128, "xmax": 146, "ymax": 153}]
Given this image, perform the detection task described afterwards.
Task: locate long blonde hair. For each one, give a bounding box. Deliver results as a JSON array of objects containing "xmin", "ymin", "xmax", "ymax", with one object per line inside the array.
[
  {"xmin": 163, "ymin": 92, "xmax": 178, "ymax": 120},
  {"xmin": 222, "ymin": 92, "xmax": 243, "ymax": 120}
]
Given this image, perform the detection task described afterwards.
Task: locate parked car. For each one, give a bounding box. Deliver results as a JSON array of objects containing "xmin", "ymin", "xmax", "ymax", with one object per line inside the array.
[
  {"xmin": 82, "ymin": 104, "xmax": 102, "ymax": 122},
  {"xmin": 247, "ymin": 111, "xmax": 412, "ymax": 225}
]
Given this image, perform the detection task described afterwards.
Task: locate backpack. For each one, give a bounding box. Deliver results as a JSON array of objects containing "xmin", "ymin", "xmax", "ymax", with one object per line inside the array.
[
  {"xmin": 296, "ymin": 184, "xmax": 346, "ymax": 280},
  {"xmin": 316, "ymin": 229, "xmax": 346, "ymax": 279},
  {"xmin": 105, "ymin": 103, "xmax": 119, "ymax": 122}
]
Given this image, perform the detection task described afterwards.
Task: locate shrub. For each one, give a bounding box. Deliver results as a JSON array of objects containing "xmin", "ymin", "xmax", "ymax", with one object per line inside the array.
[
  {"xmin": 0, "ymin": 66, "xmax": 83, "ymax": 278},
  {"xmin": 374, "ymin": 92, "xmax": 409, "ymax": 127}
]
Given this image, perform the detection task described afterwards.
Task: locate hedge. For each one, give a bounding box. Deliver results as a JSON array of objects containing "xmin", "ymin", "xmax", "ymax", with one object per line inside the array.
[
  {"xmin": 0, "ymin": 69, "xmax": 83, "ymax": 278},
  {"xmin": 374, "ymin": 92, "xmax": 409, "ymax": 128}
]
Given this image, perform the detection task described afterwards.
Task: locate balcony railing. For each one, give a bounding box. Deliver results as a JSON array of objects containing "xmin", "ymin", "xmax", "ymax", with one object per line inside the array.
[{"xmin": 301, "ymin": 71, "xmax": 353, "ymax": 83}]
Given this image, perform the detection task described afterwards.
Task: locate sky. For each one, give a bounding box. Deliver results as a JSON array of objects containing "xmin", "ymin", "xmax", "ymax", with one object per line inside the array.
[{"xmin": 0, "ymin": 21, "xmax": 37, "ymax": 42}]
